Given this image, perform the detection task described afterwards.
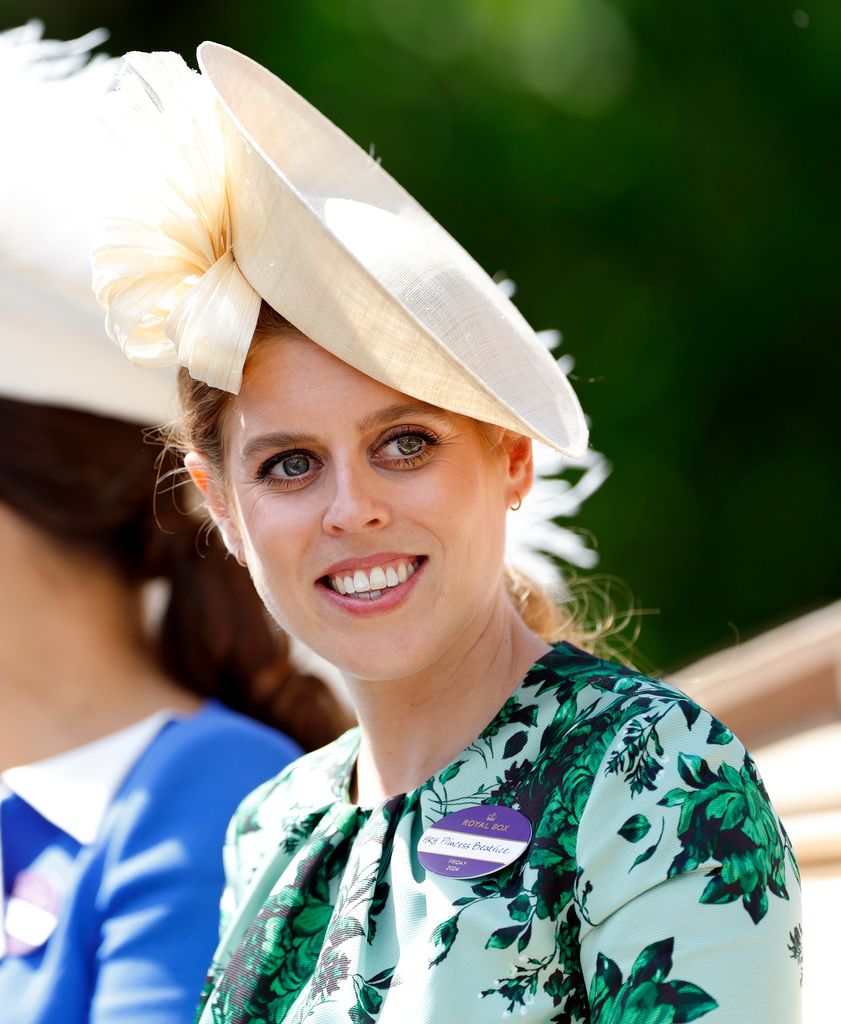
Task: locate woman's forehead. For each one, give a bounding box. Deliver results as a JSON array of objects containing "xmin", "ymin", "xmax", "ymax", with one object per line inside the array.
[
  {"xmin": 232, "ymin": 331, "xmax": 458, "ymax": 439},
  {"xmin": 244, "ymin": 330, "xmax": 382, "ymax": 391}
]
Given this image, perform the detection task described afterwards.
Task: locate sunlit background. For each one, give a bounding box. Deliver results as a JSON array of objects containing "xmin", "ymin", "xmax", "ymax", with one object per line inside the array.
[{"xmin": 1, "ymin": 0, "xmax": 837, "ymax": 674}]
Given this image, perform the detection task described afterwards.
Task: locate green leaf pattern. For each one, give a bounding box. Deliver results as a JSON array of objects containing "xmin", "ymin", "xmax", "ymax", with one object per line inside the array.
[
  {"xmin": 196, "ymin": 644, "xmax": 801, "ymax": 1024},
  {"xmin": 658, "ymin": 753, "xmax": 799, "ymax": 924},
  {"xmin": 589, "ymin": 938, "xmax": 719, "ymax": 1023}
]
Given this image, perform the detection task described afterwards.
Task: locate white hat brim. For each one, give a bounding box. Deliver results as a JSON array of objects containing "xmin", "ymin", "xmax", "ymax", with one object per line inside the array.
[{"xmin": 2, "ymin": 254, "xmax": 177, "ymax": 427}]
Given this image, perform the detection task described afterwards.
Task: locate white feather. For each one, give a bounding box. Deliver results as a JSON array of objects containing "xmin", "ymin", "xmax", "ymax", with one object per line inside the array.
[
  {"xmin": 505, "ymin": 442, "xmax": 610, "ymax": 586},
  {"xmin": 494, "ymin": 278, "xmax": 609, "ymax": 582},
  {"xmin": 0, "ymin": 21, "xmax": 116, "ymax": 285}
]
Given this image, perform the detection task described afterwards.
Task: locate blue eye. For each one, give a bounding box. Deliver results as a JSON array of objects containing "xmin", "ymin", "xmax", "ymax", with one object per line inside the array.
[
  {"xmin": 377, "ymin": 427, "xmax": 438, "ymax": 465},
  {"xmin": 392, "ymin": 435, "xmax": 425, "ymax": 456},
  {"xmin": 276, "ymin": 454, "xmax": 312, "ymax": 477},
  {"xmin": 257, "ymin": 450, "xmax": 321, "ymax": 485}
]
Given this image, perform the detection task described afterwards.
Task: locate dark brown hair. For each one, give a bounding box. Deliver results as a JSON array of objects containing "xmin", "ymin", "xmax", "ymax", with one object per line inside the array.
[{"xmin": 0, "ymin": 394, "xmax": 351, "ymax": 751}]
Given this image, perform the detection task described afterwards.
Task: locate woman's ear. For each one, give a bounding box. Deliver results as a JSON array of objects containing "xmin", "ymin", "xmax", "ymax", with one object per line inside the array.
[
  {"xmin": 500, "ymin": 432, "xmax": 535, "ymax": 507},
  {"xmin": 184, "ymin": 452, "xmax": 246, "ymax": 566}
]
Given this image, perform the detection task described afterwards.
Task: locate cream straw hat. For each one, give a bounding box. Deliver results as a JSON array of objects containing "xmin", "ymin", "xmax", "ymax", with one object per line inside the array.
[
  {"xmin": 1, "ymin": 23, "xmax": 177, "ymax": 426},
  {"xmin": 93, "ymin": 43, "xmax": 589, "ymax": 457}
]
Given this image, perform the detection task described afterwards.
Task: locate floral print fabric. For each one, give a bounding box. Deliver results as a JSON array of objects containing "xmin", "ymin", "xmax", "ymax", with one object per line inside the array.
[{"xmin": 197, "ymin": 644, "xmax": 802, "ymax": 1023}]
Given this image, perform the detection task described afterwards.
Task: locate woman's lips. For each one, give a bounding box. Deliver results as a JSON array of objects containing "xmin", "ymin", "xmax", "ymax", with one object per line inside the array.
[{"xmin": 318, "ymin": 556, "xmax": 426, "ymax": 615}]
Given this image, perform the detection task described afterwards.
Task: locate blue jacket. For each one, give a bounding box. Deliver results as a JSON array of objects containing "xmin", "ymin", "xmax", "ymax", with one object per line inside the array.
[{"xmin": 0, "ymin": 702, "xmax": 301, "ymax": 1023}]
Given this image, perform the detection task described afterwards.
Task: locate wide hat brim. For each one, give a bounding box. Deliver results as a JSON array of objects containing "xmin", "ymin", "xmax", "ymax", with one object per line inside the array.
[{"xmin": 197, "ymin": 42, "xmax": 588, "ymax": 458}]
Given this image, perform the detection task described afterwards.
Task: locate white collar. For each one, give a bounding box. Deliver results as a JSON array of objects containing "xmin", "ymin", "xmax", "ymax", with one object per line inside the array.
[{"xmin": 0, "ymin": 710, "xmax": 182, "ymax": 845}]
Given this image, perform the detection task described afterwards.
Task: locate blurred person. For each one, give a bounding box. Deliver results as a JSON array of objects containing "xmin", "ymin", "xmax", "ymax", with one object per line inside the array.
[
  {"xmin": 0, "ymin": 23, "xmax": 349, "ymax": 1024},
  {"xmin": 93, "ymin": 41, "xmax": 802, "ymax": 1024}
]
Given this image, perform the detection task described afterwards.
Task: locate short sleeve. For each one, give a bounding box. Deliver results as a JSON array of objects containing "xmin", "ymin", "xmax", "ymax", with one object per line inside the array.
[
  {"xmin": 575, "ymin": 701, "xmax": 802, "ymax": 1023},
  {"xmin": 89, "ymin": 712, "xmax": 300, "ymax": 1024}
]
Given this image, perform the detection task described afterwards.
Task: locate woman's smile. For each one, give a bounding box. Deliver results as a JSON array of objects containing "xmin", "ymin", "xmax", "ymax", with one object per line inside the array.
[{"xmin": 318, "ymin": 555, "xmax": 427, "ymax": 616}]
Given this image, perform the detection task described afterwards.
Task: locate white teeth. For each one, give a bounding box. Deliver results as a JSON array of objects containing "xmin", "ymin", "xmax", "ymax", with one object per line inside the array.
[{"xmin": 328, "ymin": 559, "xmax": 422, "ymax": 597}]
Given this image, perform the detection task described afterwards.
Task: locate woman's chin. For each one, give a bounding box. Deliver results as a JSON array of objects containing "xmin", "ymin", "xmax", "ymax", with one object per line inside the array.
[{"xmin": 307, "ymin": 635, "xmax": 436, "ymax": 686}]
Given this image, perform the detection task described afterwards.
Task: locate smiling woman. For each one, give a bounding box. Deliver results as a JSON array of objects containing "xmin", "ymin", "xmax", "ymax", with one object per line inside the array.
[{"xmin": 92, "ymin": 41, "xmax": 803, "ymax": 1024}]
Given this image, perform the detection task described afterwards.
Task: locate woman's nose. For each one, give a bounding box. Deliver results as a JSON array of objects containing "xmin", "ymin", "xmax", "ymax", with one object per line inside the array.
[{"xmin": 321, "ymin": 466, "xmax": 390, "ymax": 536}]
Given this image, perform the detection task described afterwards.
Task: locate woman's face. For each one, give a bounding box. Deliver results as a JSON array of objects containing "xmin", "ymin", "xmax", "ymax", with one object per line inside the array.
[{"xmin": 191, "ymin": 331, "xmax": 533, "ymax": 682}]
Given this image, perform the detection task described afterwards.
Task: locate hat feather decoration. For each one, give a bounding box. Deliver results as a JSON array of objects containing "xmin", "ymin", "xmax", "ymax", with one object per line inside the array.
[
  {"xmin": 92, "ymin": 51, "xmax": 261, "ymax": 391},
  {"xmin": 0, "ymin": 22, "xmax": 176, "ymax": 424},
  {"xmin": 502, "ymin": 317, "xmax": 609, "ymax": 583},
  {"xmin": 506, "ymin": 443, "xmax": 608, "ymax": 583}
]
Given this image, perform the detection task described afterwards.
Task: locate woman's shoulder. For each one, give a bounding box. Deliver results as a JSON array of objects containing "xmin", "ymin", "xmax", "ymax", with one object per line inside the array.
[
  {"xmin": 507, "ymin": 644, "xmax": 799, "ymax": 926},
  {"xmin": 530, "ymin": 642, "xmax": 722, "ymax": 742},
  {"xmin": 231, "ymin": 726, "xmax": 361, "ymax": 837},
  {"xmin": 539, "ymin": 642, "xmax": 689, "ymax": 701},
  {"xmin": 175, "ymin": 699, "xmax": 302, "ymax": 750},
  {"xmin": 508, "ymin": 643, "xmax": 767, "ymax": 847},
  {"xmin": 126, "ymin": 701, "xmax": 301, "ymax": 783},
  {"xmin": 96, "ymin": 704, "xmax": 303, "ymax": 861},
  {"xmin": 76, "ymin": 705, "xmax": 306, "ymax": 956},
  {"xmin": 532, "ymin": 641, "xmax": 743, "ymax": 778}
]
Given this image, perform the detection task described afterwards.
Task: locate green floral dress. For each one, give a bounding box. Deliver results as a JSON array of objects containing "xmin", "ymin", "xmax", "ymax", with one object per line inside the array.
[{"xmin": 196, "ymin": 644, "xmax": 802, "ymax": 1023}]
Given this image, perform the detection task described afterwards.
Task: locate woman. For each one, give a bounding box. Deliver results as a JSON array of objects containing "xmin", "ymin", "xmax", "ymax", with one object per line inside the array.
[
  {"xmin": 93, "ymin": 43, "xmax": 803, "ymax": 1023},
  {"xmin": 0, "ymin": 25, "xmax": 347, "ymax": 1024}
]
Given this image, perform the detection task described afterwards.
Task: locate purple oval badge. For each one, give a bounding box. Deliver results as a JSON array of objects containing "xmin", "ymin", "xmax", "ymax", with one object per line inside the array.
[{"xmin": 417, "ymin": 804, "xmax": 532, "ymax": 879}]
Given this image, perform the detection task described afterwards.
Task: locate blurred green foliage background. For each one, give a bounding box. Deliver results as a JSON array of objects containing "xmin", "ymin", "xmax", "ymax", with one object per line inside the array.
[{"xmin": 2, "ymin": 0, "xmax": 838, "ymax": 672}]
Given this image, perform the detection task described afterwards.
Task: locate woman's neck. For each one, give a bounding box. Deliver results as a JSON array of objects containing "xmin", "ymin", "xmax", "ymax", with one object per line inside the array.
[
  {"xmin": 0, "ymin": 509, "xmax": 200, "ymax": 770},
  {"xmin": 347, "ymin": 594, "xmax": 550, "ymax": 806}
]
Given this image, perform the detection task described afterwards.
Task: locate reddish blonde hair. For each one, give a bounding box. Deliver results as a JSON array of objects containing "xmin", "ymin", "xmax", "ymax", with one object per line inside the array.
[{"xmin": 172, "ymin": 303, "xmax": 628, "ymax": 658}]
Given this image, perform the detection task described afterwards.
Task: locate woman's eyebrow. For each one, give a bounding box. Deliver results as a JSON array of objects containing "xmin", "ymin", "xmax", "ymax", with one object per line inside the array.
[
  {"xmin": 240, "ymin": 430, "xmax": 317, "ymax": 464},
  {"xmin": 240, "ymin": 403, "xmax": 450, "ymax": 463},
  {"xmin": 356, "ymin": 401, "xmax": 450, "ymax": 434}
]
